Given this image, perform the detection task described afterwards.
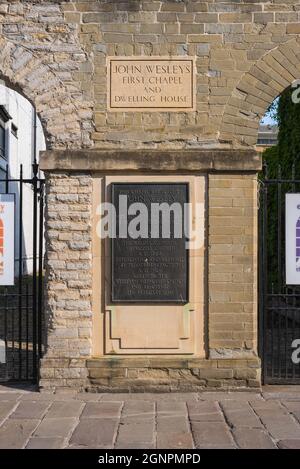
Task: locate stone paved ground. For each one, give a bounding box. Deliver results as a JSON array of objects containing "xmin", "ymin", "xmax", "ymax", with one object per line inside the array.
[{"xmin": 0, "ymin": 385, "xmax": 300, "ymax": 449}]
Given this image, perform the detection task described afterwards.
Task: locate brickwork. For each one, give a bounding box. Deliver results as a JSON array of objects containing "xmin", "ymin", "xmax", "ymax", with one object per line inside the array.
[
  {"xmin": 208, "ymin": 174, "xmax": 258, "ymax": 359},
  {"xmin": 70, "ymin": 0, "xmax": 300, "ymax": 149},
  {"xmin": 86, "ymin": 357, "xmax": 261, "ymax": 392},
  {"xmin": 39, "ymin": 164, "xmax": 261, "ymax": 392},
  {"xmin": 0, "ymin": 1, "xmax": 298, "ymax": 149},
  {"xmin": 40, "ymin": 356, "xmax": 261, "ymax": 392},
  {"xmin": 0, "ymin": 1, "xmax": 296, "ymax": 390},
  {"xmin": 0, "ymin": 2, "xmax": 93, "ymax": 148},
  {"xmin": 40, "ymin": 173, "xmax": 93, "ymax": 389}
]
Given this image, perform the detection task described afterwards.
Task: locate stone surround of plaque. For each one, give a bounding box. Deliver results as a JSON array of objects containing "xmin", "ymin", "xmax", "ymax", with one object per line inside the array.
[
  {"xmin": 107, "ymin": 56, "xmax": 196, "ymax": 112},
  {"xmin": 111, "ymin": 183, "xmax": 188, "ymax": 303},
  {"xmin": 29, "ymin": 0, "xmax": 264, "ymax": 391}
]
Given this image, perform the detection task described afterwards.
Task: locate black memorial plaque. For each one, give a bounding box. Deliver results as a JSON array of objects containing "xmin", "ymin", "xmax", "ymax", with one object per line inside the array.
[{"xmin": 111, "ymin": 183, "xmax": 188, "ymax": 303}]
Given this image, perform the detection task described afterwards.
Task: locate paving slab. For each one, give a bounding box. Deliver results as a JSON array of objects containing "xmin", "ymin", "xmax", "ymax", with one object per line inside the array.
[
  {"xmin": 26, "ymin": 437, "xmax": 66, "ymax": 449},
  {"xmin": 46, "ymin": 401, "xmax": 85, "ymax": 419},
  {"xmin": 191, "ymin": 421, "xmax": 236, "ymax": 449},
  {"xmin": 248, "ymin": 399, "xmax": 282, "ymax": 410},
  {"xmin": 66, "ymin": 445, "xmax": 97, "ymax": 450},
  {"xmin": 81, "ymin": 401, "xmax": 122, "ymax": 419},
  {"xmin": 0, "ymin": 418, "xmax": 39, "ymax": 449},
  {"xmin": 233, "ymin": 428, "xmax": 276, "ymax": 449},
  {"xmin": 11, "ymin": 400, "xmax": 51, "ymax": 420},
  {"xmin": 157, "ymin": 401, "xmax": 187, "ymax": 416},
  {"xmin": 20, "ymin": 392, "xmax": 56, "ymax": 401},
  {"xmin": 187, "ymin": 401, "xmax": 224, "ymax": 422},
  {"xmin": 263, "ymin": 385, "xmax": 300, "ymax": 393},
  {"xmin": 157, "ymin": 416, "xmax": 189, "ymax": 432},
  {"xmin": 263, "ymin": 392, "xmax": 300, "ymax": 401},
  {"xmin": 157, "ymin": 432, "xmax": 194, "ymax": 449},
  {"xmin": 198, "ymin": 392, "xmax": 263, "ymax": 401},
  {"xmin": 281, "ymin": 402, "xmax": 300, "ymax": 423},
  {"xmin": 101, "ymin": 393, "xmax": 198, "ymax": 401},
  {"xmin": 116, "ymin": 442, "xmax": 155, "ymax": 449},
  {"xmin": 115, "ymin": 421, "xmax": 155, "ymax": 448},
  {"xmin": 32, "ymin": 417, "xmax": 78, "ymax": 439},
  {"xmin": 54, "ymin": 390, "xmax": 78, "ymax": 398},
  {"xmin": 282, "ymin": 401, "xmax": 300, "ymax": 411},
  {"xmin": 0, "ymin": 393, "xmax": 23, "ymax": 401},
  {"xmin": 257, "ymin": 414, "xmax": 300, "ymax": 440},
  {"xmin": 278, "ymin": 439, "xmax": 300, "ymax": 449},
  {"xmin": 220, "ymin": 402, "xmax": 263, "ymax": 428},
  {"xmin": 250, "ymin": 400, "xmax": 286, "ymax": 411},
  {"xmin": 69, "ymin": 418, "xmax": 118, "ymax": 448},
  {"xmin": 0, "ymin": 385, "xmax": 36, "ymax": 393},
  {"xmin": 0, "ymin": 386, "xmax": 299, "ymax": 449},
  {"xmin": 74, "ymin": 393, "xmax": 103, "ymax": 401},
  {"xmin": 0, "ymin": 401, "xmax": 17, "ymax": 423},
  {"xmin": 121, "ymin": 400, "xmax": 155, "ymax": 422}
]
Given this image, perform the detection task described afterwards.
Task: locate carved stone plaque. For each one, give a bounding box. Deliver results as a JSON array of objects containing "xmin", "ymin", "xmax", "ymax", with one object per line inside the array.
[
  {"xmin": 111, "ymin": 183, "xmax": 188, "ymax": 303},
  {"xmin": 107, "ymin": 56, "xmax": 196, "ymax": 112}
]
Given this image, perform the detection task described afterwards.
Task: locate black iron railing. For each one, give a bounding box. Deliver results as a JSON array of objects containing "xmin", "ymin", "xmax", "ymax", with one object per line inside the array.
[
  {"xmin": 259, "ymin": 161, "xmax": 300, "ymax": 383},
  {"xmin": 0, "ymin": 164, "xmax": 45, "ymax": 382}
]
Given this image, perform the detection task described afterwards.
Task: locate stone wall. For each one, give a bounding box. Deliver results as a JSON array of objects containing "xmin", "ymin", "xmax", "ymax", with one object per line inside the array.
[
  {"xmin": 68, "ymin": 0, "xmax": 300, "ymax": 149},
  {"xmin": 40, "ymin": 172, "xmax": 93, "ymax": 388},
  {"xmin": 45, "ymin": 171, "xmax": 93, "ymax": 358},
  {"xmin": 0, "ymin": 1, "xmax": 93, "ymax": 148},
  {"xmin": 209, "ymin": 174, "xmax": 258, "ymax": 359},
  {"xmin": 39, "ymin": 150, "xmax": 261, "ymax": 391},
  {"xmin": 42, "ymin": 356, "xmax": 261, "ymax": 392},
  {"xmin": 0, "ymin": 1, "xmax": 299, "ymax": 149},
  {"xmin": 0, "ymin": 1, "xmax": 297, "ymax": 390}
]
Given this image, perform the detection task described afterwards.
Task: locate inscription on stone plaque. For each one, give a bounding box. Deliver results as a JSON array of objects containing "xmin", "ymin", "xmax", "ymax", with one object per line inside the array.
[
  {"xmin": 107, "ymin": 56, "xmax": 196, "ymax": 112},
  {"xmin": 111, "ymin": 183, "xmax": 188, "ymax": 303}
]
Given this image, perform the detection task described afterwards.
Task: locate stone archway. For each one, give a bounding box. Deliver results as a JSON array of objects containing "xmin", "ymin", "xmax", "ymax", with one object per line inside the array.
[
  {"xmin": 220, "ymin": 37, "xmax": 300, "ymax": 148},
  {"xmin": 0, "ymin": 35, "xmax": 93, "ymax": 149},
  {"xmin": 0, "ymin": 32, "xmax": 94, "ymax": 386}
]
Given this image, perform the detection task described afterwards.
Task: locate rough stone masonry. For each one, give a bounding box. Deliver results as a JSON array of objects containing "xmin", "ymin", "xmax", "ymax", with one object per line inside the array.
[{"xmin": 0, "ymin": 0, "xmax": 298, "ymax": 391}]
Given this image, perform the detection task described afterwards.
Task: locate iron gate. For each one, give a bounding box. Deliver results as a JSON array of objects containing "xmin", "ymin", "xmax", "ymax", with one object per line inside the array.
[
  {"xmin": 260, "ymin": 162, "xmax": 300, "ymax": 384},
  {"xmin": 0, "ymin": 163, "xmax": 45, "ymax": 383}
]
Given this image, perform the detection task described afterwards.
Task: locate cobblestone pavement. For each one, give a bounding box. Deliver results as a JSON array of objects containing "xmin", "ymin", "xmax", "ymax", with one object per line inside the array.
[{"xmin": 0, "ymin": 385, "xmax": 300, "ymax": 449}]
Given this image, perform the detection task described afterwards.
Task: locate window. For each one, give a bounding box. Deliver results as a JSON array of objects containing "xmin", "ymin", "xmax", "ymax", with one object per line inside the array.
[
  {"xmin": 11, "ymin": 123, "xmax": 18, "ymax": 138},
  {"xmin": 0, "ymin": 167, "xmax": 7, "ymax": 193},
  {"xmin": 257, "ymin": 138, "xmax": 277, "ymax": 145},
  {"xmin": 0, "ymin": 106, "xmax": 12, "ymax": 160},
  {"xmin": 0, "ymin": 124, "xmax": 5, "ymax": 159}
]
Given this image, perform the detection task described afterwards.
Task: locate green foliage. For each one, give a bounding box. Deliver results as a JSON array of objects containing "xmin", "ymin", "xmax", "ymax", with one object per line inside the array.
[
  {"xmin": 261, "ymin": 145, "xmax": 279, "ymax": 178},
  {"xmin": 263, "ymin": 86, "xmax": 300, "ymax": 174},
  {"xmin": 268, "ymin": 87, "xmax": 300, "ymax": 174},
  {"xmin": 261, "ymin": 87, "xmax": 300, "ymax": 290},
  {"xmin": 261, "ymin": 146, "xmax": 280, "ymax": 289}
]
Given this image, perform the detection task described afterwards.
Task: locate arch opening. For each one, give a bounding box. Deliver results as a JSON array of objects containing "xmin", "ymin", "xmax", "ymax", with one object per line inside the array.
[
  {"xmin": 0, "ymin": 35, "xmax": 92, "ymax": 150},
  {"xmin": 0, "ymin": 82, "xmax": 46, "ymax": 382},
  {"xmin": 220, "ymin": 38, "xmax": 300, "ymax": 148}
]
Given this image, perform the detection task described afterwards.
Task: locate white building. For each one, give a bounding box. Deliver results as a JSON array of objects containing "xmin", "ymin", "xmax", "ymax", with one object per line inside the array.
[
  {"xmin": 0, "ymin": 83, "xmax": 46, "ymax": 276},
  {"xmin": 256, "ymin": 124, "xmax": 279, "ymax": 152}
]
